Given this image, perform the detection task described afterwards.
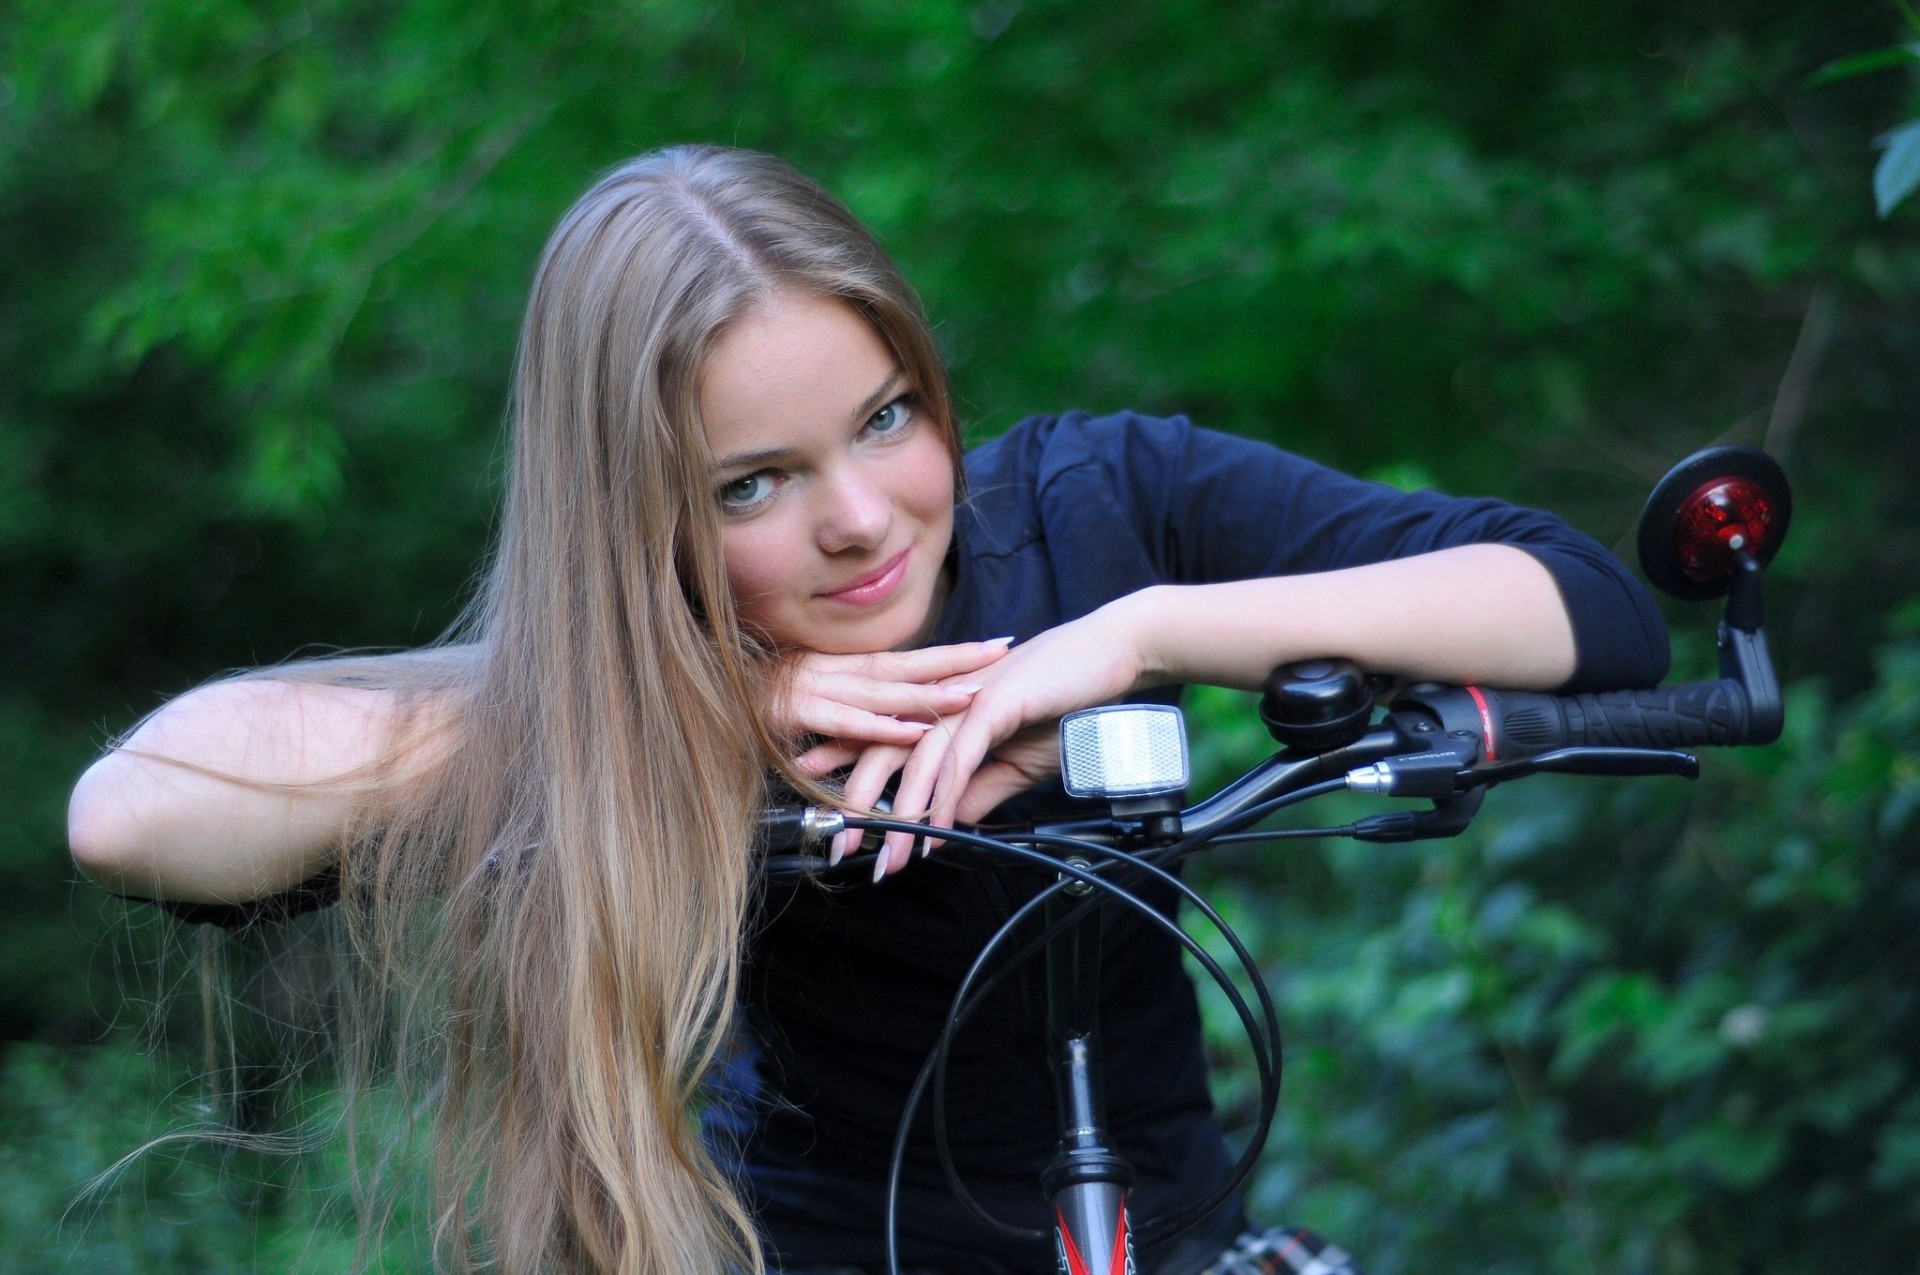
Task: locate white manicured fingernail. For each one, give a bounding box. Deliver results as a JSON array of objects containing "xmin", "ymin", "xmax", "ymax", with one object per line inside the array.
[
  {"xmin": 828, "ymin": 832, "xmax": 847, "ymax": 867},
  {"xmin": 983, "ymin": 635, "xmax": 1015, "ymax": 647},
  {"xmin": 871, "ymin": 849, "xmax": 889, "ymax": 883},
  {"xmin": 900, "ymin": 719, "xmax": 935, "ymax": 730},
  {"xmin": 947, "ymin": 683, "xmax": 982, "ymax": 695}
]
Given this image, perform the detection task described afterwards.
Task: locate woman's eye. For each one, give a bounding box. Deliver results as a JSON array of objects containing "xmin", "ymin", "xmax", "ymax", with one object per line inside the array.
[
  {"xmin": 861, "ymin": 395, "xmax": 915, "ymax": 438},
  {"xmin": 718, "ymin": 471, "xmax": 778, "ymax": 512}
]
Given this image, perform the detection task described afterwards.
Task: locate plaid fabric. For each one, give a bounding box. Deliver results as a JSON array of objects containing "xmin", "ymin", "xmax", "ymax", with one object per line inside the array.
[{"xmin": 1190, "ymin": 1225, "xmax": 1367, "ymax": 1275}]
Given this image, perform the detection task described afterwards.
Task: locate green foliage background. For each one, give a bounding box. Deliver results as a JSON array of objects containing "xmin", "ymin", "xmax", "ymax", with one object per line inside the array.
[{"xmin": 4, "ymin": 1, "xmax": 1917, "ymax": 1270}]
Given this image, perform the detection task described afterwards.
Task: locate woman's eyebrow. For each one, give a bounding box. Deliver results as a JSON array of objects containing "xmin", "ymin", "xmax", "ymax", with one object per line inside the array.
[
  {"xmin": 849, "ymin": 369, "xmax": 907, "ymax": 425},
  {"xmin": 708, "ymin": 369, "xmax": 909, "ymax": 474},
  {"xmin": 710, "ymin": 443, "xmax": 799, "ymax": 474}
]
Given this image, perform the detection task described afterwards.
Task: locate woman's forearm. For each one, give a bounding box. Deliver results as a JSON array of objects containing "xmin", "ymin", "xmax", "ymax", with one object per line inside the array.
[
  {"xmin": 1126, "ymin": 543, "xmax": 1579, "ymax": 693},
  {"xmin": 68, "ymin": 679, "xmax": 421, "ymax": 903}
]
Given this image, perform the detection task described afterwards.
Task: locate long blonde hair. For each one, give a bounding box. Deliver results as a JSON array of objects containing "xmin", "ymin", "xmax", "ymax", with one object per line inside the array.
[{"xmin": 313, "ymin": 146, "xmax": 956, "ymax": 1272}]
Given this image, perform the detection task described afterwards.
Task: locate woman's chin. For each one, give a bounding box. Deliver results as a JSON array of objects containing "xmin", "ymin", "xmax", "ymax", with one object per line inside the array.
[{"xmin": 780, "ymin": 611, "xmax": 927, "ymax": 656}]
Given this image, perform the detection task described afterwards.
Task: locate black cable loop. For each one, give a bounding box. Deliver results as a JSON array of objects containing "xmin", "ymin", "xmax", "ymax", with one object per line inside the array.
[
  {"xmin": 900, "ymin": 777, "xmax": 1368, "ymax": 1250},
  {"xmin": 933, "ymin": 856, "xmax": 1274, "ymax": 1244},
  {"xmin": 931, "ymin": 841, "xmax": 1275, "ymax": 1250},
  {"xmin": 844, "ymin": 821, "xmax": 1279, "ymax": 1271},
  {"xmin": 776, "ymin": 777, "xmax": 1380, "ymax": 1275},
  {"xmin": 891, "ymin": 841, "xmax": 1268, "ymax": 1266}
]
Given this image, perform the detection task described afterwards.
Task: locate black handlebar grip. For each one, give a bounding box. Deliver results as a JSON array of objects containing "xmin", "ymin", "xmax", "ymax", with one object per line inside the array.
[
  {"xmin": 1513, "ymin": 682, "xmax": 1751, "ymax": 753},
  {"xmin": 1395, "ymin": 680, "xmax": 1754, "ymax": 760}
]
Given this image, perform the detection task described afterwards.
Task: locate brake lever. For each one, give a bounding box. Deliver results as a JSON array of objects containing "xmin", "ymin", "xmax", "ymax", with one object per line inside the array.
[
  {"xmin": 1462, "ymin": 746, "xmax": 1700, "ymax": 788},
  {"xmin": 1348, "ymin": 743, "xmax": 1690, "ymax": 842}
]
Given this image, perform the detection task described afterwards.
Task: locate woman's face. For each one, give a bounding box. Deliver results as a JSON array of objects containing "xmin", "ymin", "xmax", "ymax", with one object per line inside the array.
[{"xmin": 700, "ymin": 290, "xmax": 956, "ymax": 654}]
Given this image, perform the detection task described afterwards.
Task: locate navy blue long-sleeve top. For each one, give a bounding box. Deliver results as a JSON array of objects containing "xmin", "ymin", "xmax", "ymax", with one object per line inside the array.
[{"xmin": 714, "ymin": 412, "xmax": 1668, "ymax": 1273}]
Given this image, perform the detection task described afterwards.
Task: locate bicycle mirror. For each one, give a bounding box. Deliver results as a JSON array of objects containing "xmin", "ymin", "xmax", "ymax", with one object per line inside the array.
[
  {"xmin": 1059, "ymin": 704, "xmax": 1190, "ymax": 800},
  {"xmin": 1637, "ymin": 444, "xmax": 1792, "ymax": 601}
]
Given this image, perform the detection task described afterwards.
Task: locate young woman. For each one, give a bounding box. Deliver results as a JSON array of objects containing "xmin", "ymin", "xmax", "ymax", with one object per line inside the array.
[{"xmin": 68, "ymin": 146, "xmax": 1668, "ymax": 1274}]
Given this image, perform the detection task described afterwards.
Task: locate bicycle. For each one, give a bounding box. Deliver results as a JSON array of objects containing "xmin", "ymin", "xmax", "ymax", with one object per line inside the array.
[{"xmin": 755, "ymin": 444, "xmax": 1793, "ymax": 1275}]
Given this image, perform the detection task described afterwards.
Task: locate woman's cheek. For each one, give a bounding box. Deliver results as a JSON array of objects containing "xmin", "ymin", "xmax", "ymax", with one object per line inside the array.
[{"xmin": 722, "ymin": 523, "xmax": 809, "ymax": 637}]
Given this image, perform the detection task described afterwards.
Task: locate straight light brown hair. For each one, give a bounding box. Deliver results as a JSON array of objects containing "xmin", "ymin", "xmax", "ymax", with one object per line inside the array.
[{"xmin": 273, "ymin": 146, "xmax": 957, "ymax": 1272}]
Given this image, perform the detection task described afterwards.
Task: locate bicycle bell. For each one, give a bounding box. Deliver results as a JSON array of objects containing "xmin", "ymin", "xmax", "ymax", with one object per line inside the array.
[{"xmin": 1260, "ymin": 658, "xmax": 1375, "ymax": 753}]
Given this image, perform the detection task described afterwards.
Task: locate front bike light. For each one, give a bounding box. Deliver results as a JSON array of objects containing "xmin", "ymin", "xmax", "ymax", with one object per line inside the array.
[{"xmin": 1059, "ymin": 704, "xmax": 1190, "ymax": 800}]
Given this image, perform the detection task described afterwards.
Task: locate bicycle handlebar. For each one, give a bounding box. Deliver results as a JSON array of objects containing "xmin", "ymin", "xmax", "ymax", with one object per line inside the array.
[{"xmin": 758, "ymin": 665, "xmax": 1769, "ymax": 866}]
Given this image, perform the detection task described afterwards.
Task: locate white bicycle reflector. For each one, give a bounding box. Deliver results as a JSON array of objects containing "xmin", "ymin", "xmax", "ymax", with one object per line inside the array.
[{"xmin": 1059, "ymin": 704, "xmax": 1190, "ymax": 801}]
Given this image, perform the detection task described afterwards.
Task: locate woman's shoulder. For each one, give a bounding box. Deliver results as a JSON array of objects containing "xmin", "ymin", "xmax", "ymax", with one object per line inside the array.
[
  {"xmin": 964, "ymin": 410, "xmax": 1202, "ymax": 484},
  {"xmin": 966, "ymin": 408, "xmax": 1196, "ymax": 453}
]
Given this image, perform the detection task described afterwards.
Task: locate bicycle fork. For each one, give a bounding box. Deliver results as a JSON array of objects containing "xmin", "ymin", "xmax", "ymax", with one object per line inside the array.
[{"xmin": 1042, "ymin": 867, "xmax": 1136, "ymax": 1275}]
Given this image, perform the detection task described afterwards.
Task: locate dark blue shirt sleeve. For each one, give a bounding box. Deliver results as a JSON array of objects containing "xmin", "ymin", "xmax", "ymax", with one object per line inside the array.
[{"xmin": 1033, "ymin": 412, "xmax": 1670, "ymax": 691}]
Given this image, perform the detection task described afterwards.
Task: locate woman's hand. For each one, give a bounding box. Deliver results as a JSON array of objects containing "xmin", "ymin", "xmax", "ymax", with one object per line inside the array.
[
  {"xmin": 773, "ymin": 638, "xmax": 1013, "ymax": 775},
  {"xmin": 852, "ymin": 599, "xmax": 1153, "ymax": 878},
  {"xmin": 948, "ymin": 722, "xmax": 1062, "ymax": 825}
]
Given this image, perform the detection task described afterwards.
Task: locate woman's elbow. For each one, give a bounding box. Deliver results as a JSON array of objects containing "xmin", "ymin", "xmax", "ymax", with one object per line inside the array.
[{"xmin": 68, "ymin": 753, "xmax": 153, "ymax": 893}]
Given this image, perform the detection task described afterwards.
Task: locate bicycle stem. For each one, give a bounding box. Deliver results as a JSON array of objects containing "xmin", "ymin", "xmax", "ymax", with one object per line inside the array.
[{"xmin": 1041, "ymin": 868, "xmax": 1137, "ymax": 1275}]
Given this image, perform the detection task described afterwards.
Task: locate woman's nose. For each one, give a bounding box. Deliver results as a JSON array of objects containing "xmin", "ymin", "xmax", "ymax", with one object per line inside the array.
[{"xmin": 815, "ymin": 464, "xmax": 892, "ymax": 553}]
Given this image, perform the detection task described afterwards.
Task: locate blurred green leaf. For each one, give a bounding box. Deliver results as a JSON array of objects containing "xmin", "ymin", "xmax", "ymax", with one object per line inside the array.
[
  {"xmin": 1806, "ymin": 43, "xmax": 1920, "ymax": 86},
  {"xmin": 1875, "ymin": 121, "xmax": 1920, "ymax": 217}
]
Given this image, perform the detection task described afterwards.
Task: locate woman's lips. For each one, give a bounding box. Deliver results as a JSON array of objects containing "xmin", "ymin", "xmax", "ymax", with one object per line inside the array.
[{"xmin": 820, "ymin": 548, "xmax": 912, "ymax": 607}]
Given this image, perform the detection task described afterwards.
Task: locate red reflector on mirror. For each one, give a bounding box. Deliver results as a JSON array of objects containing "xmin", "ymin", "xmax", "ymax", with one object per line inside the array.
[{"xmin": 1672, "ymin": 478, "xmax": 1780, "ymax": 583}]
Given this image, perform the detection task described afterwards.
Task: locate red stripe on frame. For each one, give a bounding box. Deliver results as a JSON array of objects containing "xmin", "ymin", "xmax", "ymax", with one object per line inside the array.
[
  {"xmin": 1108, "ymin": 1208, "xmax": 1130, "ymax": 1274},
  {"xmin": 1056, "ymin": 1207, "xmax": 1090, "ymax": 1275}
]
